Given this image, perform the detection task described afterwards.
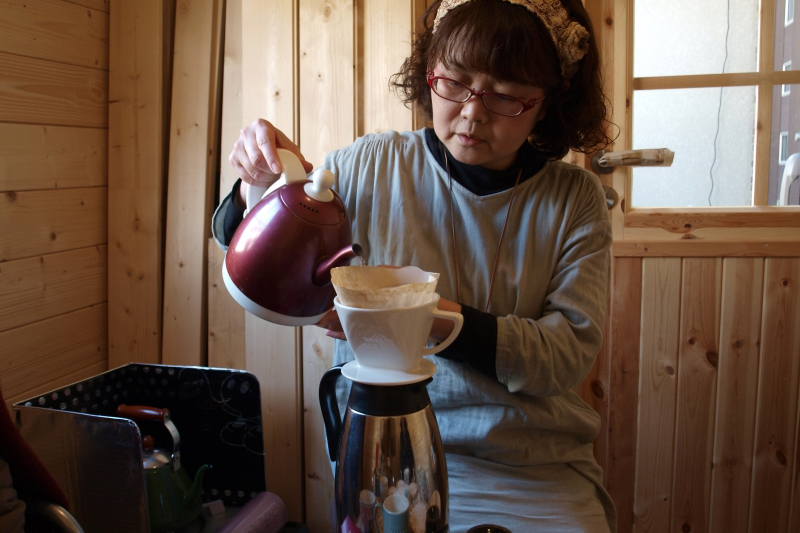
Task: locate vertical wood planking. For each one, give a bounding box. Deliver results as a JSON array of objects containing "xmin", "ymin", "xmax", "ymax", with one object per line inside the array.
[
  {"xmin": 108, "ymin": 0, "xmax": 170, "ymax": 367},
  {"xmin": 301, "ymin": 330, "xmax": 337, "ymax": 533},
  {"xmin": 241, "ymin": 0, "xmax": 304, "ymax": 521},
  {"xmin": 751, "ymin": 258, "xmax": 800, "ymax": 531},
  {"xmin": 410, "ymin": 0, "xmax": 434, "ymax": 130},
  {"xmin": 359, "ymin": 0, "xmax": 414, "ymax": 136},
  {"xmin": 162, "ymin": 0, "xmax": 224, "ymax": 366},
  {"xmin": 591, "ymin": 0, "xmax": 630, "ymax": 237},
  {"xmin": 753, "ymin": 0, "xmax": 776, "ymax": 206},
  {"xmin": 785, "ymin": 260, "xmax": 800, "ymax": 531},
  {"xmin": 606, "ymin": 256, "xmax": 642, "ymax": 532},
  {"xmin": 208, "ymin": 241, "xmax": 246, "ymax": 369},
  {"xmin": 208, "ymin": 0, "xmax": 245, "ymax": 371},
  {"xmin": 218, "ymin": 0, "xmax": 243, "ymax": 194},
  {"xmin": 298, "ymin": 0, "xmax": 355, "ymax": 529},
  {"xmin": 671, "ymin": 258, "xmax": 722, "ymax": 533},
  {"xmin": 635, "ymin": 257, "xmax": 681, "ymax": 533},
  {"xmin": 707, "ymin": 258, "xmax": 763, "ymax": 532}
]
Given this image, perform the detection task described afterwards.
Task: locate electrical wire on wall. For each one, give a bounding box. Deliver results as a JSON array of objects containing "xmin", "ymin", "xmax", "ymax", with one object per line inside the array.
[{"xmin": 709, "ymin": 0, "xmax": 732, "ymax": 206}]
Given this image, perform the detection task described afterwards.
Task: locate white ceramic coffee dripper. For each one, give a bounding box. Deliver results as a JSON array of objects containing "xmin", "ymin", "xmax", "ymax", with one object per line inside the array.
[{"xmin": 334, "ymin": 294, "xmax": 463, "ymax": 375}]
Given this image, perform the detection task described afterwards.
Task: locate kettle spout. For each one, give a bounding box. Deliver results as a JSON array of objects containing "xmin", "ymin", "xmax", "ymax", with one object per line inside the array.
[
  {"xmin": 313, "ymin": 243, "xmax": 363, "ymax": 286},
  {"xmin": 183, "ymin": 464, "xmax": 210, "ymax": 509}
]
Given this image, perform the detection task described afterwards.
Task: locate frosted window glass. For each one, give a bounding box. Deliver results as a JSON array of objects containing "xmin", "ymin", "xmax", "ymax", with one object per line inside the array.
[
  {"xmin": 632, "ymin": 87, "xmax": 756, "ymax": 207},
  {"xmin": 634, "ymin": 0, "xmax": 759, "ymax": 77}
]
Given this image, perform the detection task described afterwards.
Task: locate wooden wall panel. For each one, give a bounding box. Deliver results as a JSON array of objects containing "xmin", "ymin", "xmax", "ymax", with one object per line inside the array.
[
  {"xmin": 299, "ymin": 0, "xmax": 355, "ymax": 530},
  {"xmin": 358, "ymin": 0, "xmax": 414, "ymax": 136},
  {"xmin": 208, "ymin": 0, "xmax": 246, "ymax": 371},
  {"xmin": 208, "ymin": 242, "xmax": 246, "ymax": 369},
  {"xmin": 64, "ymin": 0, "xmax": 108, "ymax": 12},
  {"xmin": 708, "ymin": 258, "xmax": 763, "ymax": 533},
  {"xmin": 0, "ymin": 0, "xmax": 109, "ymax": 69},
  {"xmin": 0, "ymin": 187, "xmax": 106, "ymax": 262},
  {"xmin": 0, "ymin": 124, "xmax": 106, "ymax": 192},
  {"xmin": 107, "ymin": 0, "xmax": 172, "ymax": 367},
  {"xmin": 606, "ymin": 256, "xmax": 642, "ymax": 532},
  {"xmin": 635, "ymin": 257, "xmax": 680, "ymax": 533},
  {"xmin": 671, "ymin": 258, "xmax": 721, "ymax": 533},
  {"xmin": 0, "ymin": 52, "xmax": 107, "ymax": 128},
  {"xmin": 0, "ymin": 304, "xmax": 107, "ymax": 405},
  {"xmin": 162, "ymin": 0, "xmax": 224, "ymax": 367},
  {"xmin": 0, "ymin": 0, "xmax": 109, "ymax": 408},
  {"xmin": 0, "ymin": 246, "xmax": 106, "ymax": 333},
  {"xmin": 241, "ymin": 0, "xmax": 303, "ymax": 521},
  {"xmin": 750, "ymin": 258, "xmax": 800, "ymax": 531}
]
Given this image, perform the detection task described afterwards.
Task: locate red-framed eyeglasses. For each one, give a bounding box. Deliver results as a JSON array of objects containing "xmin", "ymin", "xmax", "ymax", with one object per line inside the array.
[{"xmin": 426, "ymin": 70, "xmax": 544, "ymax": 117}]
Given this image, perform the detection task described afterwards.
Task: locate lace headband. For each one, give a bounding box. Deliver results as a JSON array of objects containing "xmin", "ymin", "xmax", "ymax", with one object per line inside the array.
[{"xmin": 432, "ymin": 0, "xmax": 590, "ymax": 78}]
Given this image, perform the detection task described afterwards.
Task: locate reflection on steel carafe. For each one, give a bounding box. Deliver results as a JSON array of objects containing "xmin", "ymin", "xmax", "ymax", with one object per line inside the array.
[{"xmin": 320, "ymin": 365, "xmax": 448, "ymax": 533}]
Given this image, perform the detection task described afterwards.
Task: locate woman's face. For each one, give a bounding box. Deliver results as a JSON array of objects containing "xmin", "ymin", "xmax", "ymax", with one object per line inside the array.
[
  {"xmin": 430, "ymin": 62, "xmax": 546, "ymax": 170},
  {"xmin": 431, "ymin": 63, "xmax": 545, "ymax": 170}
]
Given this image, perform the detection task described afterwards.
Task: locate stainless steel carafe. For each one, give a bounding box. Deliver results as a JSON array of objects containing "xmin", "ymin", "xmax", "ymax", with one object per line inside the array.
[{"xmin": 320, "ymin": 364, "xmax": 448, "ymax": 533}]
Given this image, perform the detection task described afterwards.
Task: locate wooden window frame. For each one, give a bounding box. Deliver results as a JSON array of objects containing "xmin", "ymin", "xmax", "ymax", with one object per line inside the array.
[{"xmin": 597, "ymin": 0, "xmax": 800, "ymax": 258}]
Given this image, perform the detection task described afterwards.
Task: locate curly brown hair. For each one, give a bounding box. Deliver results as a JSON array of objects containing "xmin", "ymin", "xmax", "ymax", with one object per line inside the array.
[{"xmin": 390, "ymin": 0, "xmax": 613, "ymax": 160}]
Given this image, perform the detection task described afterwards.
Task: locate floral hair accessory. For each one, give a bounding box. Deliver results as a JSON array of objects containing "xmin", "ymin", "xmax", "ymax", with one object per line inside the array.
[{"xmin": 432, "ymin": 0, "xmax": 590, "ymax": 78}]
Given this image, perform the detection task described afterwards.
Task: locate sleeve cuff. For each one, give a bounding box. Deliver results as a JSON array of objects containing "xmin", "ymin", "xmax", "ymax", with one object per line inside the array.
[
  {"xmin": 222, "ymin": 179, "xmax": 246, "ymax": 245},
  {"xmin": 437, "ymin": 304, "xmax": 498, "ymax": 379}
]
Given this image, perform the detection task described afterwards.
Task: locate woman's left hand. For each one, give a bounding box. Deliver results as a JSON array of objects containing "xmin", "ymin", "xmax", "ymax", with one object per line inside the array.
[
  {"xmin": 315, "ymin": 308, "xmax": 345, "ymax": 340},
  {"xmin": 431, "ymin": 297, "xmax": 462, "ymax": 342}
]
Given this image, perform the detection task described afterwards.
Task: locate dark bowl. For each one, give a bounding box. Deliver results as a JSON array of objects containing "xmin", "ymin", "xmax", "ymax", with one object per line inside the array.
[{"xmin": 466, "ymin": 525, "xmax": 512, "ymax": 533}]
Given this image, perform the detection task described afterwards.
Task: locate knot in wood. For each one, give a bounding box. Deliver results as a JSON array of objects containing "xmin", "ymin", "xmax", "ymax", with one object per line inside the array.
[
  {"xmin": 777, "ymin": 450, "xmax": 787, "ymax": 465},
  {"xmin": 706, "ymin": 351, "xmax": 719, "ymax": 368}
]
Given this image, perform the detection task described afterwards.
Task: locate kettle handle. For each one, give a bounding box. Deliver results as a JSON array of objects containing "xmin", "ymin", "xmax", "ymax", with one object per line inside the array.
[
  {"xmin": 244, "ymin": 148, "xmax": 308, "ymax": 217},
  {"xmin": 319, "ymin": 363, "xmax": 346, "ymax": 462}
]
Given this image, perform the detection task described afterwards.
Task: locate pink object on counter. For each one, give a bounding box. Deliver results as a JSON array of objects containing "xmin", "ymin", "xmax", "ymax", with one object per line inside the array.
[
  {"xmin": 340, "ymin": 516, "xmax": 359, "ymax": 533},
  {"xmin": 215, "ymin": 492, "xmax": 288, "ymax": 533}
]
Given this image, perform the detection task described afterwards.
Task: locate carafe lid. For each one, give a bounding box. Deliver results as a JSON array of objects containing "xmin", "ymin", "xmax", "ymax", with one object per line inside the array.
[{"xmin": 348, "ymin": 378, "xmax": 432, "ymax": 417}]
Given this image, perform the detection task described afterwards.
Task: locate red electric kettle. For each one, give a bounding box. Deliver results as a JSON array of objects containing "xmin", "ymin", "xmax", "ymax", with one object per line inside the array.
[{"xmin": 223, "ymin": 149, "xmax": 362, "ymax": 326}]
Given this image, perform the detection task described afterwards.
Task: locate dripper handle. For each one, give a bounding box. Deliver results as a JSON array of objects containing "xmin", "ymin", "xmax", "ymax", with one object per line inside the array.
[
  {"xmin": 422, "ymin": 308, "xmax": 464, "ymax": 356},
  {"xmin": 319, "ymin": 363, "xmax": 346, "ymax": 462},
  {"xmin": 244, "ymin": 148, "xmax": 308, "ymax": 217}
]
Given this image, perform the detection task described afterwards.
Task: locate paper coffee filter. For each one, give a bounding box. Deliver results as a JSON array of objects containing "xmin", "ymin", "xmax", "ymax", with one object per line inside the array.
[{"xmin": 331, "ymin": 266, "xmax": 440, "ymax": 309}]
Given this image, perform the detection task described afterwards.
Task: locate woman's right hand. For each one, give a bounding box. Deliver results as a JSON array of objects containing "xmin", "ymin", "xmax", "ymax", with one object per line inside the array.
[{"xmin": 229, "ymin": 119, "xmax": 314, "ymax": 204}]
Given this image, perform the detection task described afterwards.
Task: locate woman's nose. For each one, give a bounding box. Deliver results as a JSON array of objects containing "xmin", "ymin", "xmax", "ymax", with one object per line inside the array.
[{"xmin": 460, "ymin": 94, "xmax": 488, "ymax": 122}]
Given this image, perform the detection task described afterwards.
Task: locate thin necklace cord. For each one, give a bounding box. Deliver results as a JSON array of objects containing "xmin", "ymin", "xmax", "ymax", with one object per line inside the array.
[{"xmin": 443, "ymin": 150, "xmax": 522, "ymax": 313}]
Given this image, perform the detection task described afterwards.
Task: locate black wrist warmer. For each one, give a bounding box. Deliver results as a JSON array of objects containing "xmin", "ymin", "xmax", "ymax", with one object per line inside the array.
[{"xmin": 437, "ymin": 304, "xmax": 498, "ymax": 380}]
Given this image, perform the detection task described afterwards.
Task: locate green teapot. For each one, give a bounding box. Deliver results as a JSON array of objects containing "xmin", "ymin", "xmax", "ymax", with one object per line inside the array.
[{"xmin": 117, "ymin": 404, "xmax": 210, "ymax": 533}]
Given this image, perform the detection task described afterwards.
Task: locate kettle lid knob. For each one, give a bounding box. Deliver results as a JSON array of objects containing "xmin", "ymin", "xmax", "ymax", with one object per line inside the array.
[{"xmin": 304, "ymin": 168, "xmax": 335, "ymax": 202}]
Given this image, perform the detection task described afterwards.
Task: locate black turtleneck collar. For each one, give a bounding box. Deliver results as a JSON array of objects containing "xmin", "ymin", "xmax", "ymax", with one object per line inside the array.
[{"xmin": 424, "ymin": 127, "xmax": 546, "ymax": 196}]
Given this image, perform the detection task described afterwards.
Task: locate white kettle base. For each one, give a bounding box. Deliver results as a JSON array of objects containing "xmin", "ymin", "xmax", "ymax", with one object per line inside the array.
[{"xmin": 222, "ymin": 257, "xmax": 329, "ymax": 327}]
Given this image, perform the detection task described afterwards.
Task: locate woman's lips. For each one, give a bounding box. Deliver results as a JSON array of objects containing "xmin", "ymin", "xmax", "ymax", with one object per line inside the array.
[{"xmin": 457, "ymin": 134, "xmax": 483, "ymax": 147}]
